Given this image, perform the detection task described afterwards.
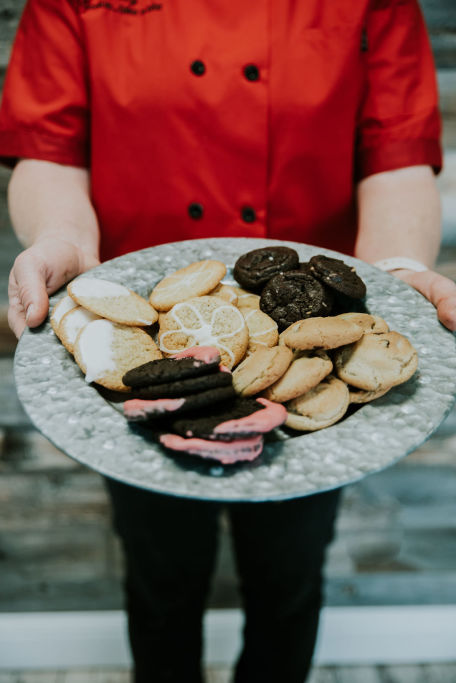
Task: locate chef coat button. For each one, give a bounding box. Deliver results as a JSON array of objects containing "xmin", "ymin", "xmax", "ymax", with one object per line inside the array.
[
  {"xmin": 188, "ymin": 202, "xmax": 204, "ymax": 219},
  {"xmin": 241, "ymin": 207, "xmax": 256, "ymax": 223},
  {"xmin": 244, "ymin": 64, "xmax": 260, "ymax": 81},
  {"xmin": 190, "ymin": 60, "xmax": 206, "ymax": 76}
]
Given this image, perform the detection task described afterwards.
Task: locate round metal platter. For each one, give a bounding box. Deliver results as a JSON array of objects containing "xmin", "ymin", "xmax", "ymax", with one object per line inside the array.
[{"xmin": 14, "ymin": 238, "xmax": 456, "ymax": 502}]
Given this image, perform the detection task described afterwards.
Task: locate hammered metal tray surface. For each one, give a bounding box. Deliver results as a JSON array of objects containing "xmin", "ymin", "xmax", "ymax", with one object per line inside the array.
[{"xmin": 14, "ymin": 238, "xmax": 456, "ymax": 501}]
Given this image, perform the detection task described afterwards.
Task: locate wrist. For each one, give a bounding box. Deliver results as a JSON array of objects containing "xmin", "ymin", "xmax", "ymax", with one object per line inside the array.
[{"xmin": 372, "ymin": 257, "xmax": 429, "ymax": 273}]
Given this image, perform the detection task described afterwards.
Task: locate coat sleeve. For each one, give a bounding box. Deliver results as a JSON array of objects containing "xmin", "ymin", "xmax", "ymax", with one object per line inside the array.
[
  {"xmin": 0, "ymin": 0, "xmax": 89, "ymax": 168},
  {"xmin": 356, "ymin": 0, "xmax": 442, "ymax": 180}
]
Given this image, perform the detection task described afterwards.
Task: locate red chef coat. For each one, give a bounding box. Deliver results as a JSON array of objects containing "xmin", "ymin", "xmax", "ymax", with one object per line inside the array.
[{"xmin": 0, "ymin": 0, "xmax": 442, "ymax": 261}]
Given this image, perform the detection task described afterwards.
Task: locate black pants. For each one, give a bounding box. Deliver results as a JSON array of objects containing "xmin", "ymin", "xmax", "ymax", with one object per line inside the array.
[{"xmin": 106, "ymin": 478, "xmax": 341, "ymax": 683}]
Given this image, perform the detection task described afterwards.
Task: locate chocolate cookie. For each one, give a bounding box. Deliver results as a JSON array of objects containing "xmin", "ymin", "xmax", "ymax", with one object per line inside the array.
[
  {"xmin": 123, "ymin": 385, "xmax": 237, "ymax": 420},
  {"xmin": 260, "ymin": 271, "xmax": 334, "ymax": 330},
  {"xmin": 123, "ymin": 353, "xmax": 220, "ymax": 388},
  {"xmin": 132, "ymin": 370, "xmax": 232, "ymax": 399},
  {"xmin": 233, "ymin": 246, "xmax": 299, "ymax": 292},
  {"xmin": 309, "ymin": 255, "xmax": 366, "ymax": 299},
  {"xmin": 170, "ymin": 397, "xmax": 286, "ymax": 441}
]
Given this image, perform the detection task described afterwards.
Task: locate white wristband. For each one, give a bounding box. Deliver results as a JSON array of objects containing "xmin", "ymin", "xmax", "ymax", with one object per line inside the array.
[{"xmin": 373, "ymin": 257, "xmax": 429, "ymax": 273}]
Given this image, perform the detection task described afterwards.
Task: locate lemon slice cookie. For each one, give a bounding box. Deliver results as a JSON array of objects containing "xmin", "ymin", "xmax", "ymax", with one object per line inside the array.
[
  {"xmin": 68, "ymin": 277, "xmax": 158, "ymax": 326},
  {"xmin": 158, "ymin": 296, "xmax": 248, "ymax": 369},
  {"xmin": 149, "ymin": 260, "xmax": 226, "ymax": 311},
  {"xmin": 74, "ymin": 319, "xmax": 162, "ymax": 391},
  {"xmin": 285, "ymin": 376, "xmax": 350, "ymax": 431},
  {"xmin": 59, "ymin": 307, "xmax": 101, "ymax": 354}
]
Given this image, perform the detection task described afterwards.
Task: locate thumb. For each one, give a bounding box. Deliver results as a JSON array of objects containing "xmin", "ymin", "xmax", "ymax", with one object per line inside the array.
[{"xmin": 11, "ymin": 251, "xmax": 50, "ymax": 329}]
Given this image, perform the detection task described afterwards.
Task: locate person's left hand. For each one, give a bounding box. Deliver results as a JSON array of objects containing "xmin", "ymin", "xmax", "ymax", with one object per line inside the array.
[{"xmin": 392, "ymin": 269, "xmax": 456, "ymax": 332}]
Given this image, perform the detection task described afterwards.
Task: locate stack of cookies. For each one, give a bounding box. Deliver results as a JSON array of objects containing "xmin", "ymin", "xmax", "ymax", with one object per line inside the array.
[{"xmin": 122, "ymin": 347, "xmax": 287, "ymax": 464}]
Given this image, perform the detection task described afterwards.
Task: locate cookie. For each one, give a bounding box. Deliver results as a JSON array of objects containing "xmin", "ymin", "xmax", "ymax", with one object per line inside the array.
[
  {"xmin": 159, "ymin": 433, "xmax": 264, "ymax": 464},
  {"xmin": 260, "ymin": 271, "xmax": 334, "ymax": 330},
  {"xmin": 158, "ymin": 296, "xmax": 248, "ymax": 369},
  {"xmin": 232, "ymin": 345, "xmax": 293, "ymax": 396},
  {"xmin": 334, "ymin": 331, "xmax": 418, "ymax": 391},
  {"xmin": 74, "ymin": 319, "xmax": 162, "ymax": 391},
  {"xmin": 241, "ymin": 308, "xmax": 279, "ymax": 355},
  {"xmin": 170, "ymin": 397, "xmax": 287, "ymax": 441},
  {"xmin": 68, "ymin": 277, "xmax": 158, "ymax": 326},
  {"xmin": 233, "ymin": 287, "xmax": 261, "ymax": 310},
  {"xmin": 50, "ymin": 295, "xmax": 78, "ymax": 335},
  {"xmin": 349, "ymin": 386, "xmax": 392, "ymax": 404},
  {"xmin": 309, "ymin": 255, "xmax": 366, "ymax": 299},
  {"xmin": 208, "ymin": 283, "xmax": 238, "ymax": 305},
  {"xmin": 131, "ymin": 371, "xmax": 232, "ymax": 399},
  {"xmin": 285, "ymin": 376, "xmax": 350, "ymax": 431},
  {"xmin": 58, "ymin": 306, "xmax": 102, "ymax": 354},
  {"xmin": 123, "ymin": 385, "xmax": 237, "ymax": 419},
  {"xmin": 262, "ymin": 351, "xmax": 333, "ymax": 403},
  {"xmin": 335, "ymin": 312, "xmax": 389, "ymax": 334},
  {"xmin": 123, "ymin": 348, "xmax": 221, "ymax": 388},
  {"xmin": 279, "ymin": 316, "xmax": 363, "ymax": 351},
  {"xmin": 149, "ymin": 260, "xmax": 226, "ymax": 311},
  {"xmin": 233, "ymin": 246, "xmax": 299, "ymax": 292}
]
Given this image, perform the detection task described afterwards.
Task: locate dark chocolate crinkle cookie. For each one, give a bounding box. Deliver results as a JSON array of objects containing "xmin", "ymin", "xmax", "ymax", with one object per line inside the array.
[
  {"xmin": 309, "ymin": 255, "xmax": 366, "ymax": 299},
  {"xmin": 132, "ymin": 370, "xmax": 232, "ymax": 399},
  {"xmin": 260, "ymin": 271, "xmax": 334, "ymax": 330},
  {"xmin": 123, "ymin": 356, "xmax": 220, "ymax": 388},
  {"xmin": 233, "ymin": 246, "xmax": 299, "ymax": 292}
]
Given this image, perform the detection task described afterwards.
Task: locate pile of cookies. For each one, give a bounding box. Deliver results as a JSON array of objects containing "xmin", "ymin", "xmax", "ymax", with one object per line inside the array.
[{"xmin": 122, "ymin": 346, "xmax": 287, "ymax": 464}]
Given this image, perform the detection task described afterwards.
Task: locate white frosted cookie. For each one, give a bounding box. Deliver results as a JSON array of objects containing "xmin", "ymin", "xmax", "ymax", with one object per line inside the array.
[
  {"xmin": 74, "ymin": 319, "xmax": 162, "ymax": 392},
  {"xmin": 68, "ymin": 277, "xmax": 158, "ymax": 326},
  {"xmin": 279, "ymin": 316, "xmax": 363, "ymax": 351},
  {"xmin": 158, "ymin": 296, "xmax": 248, "ymax": 369},
  {"xmin": 50, "ymin": 295, "xmax": 78, "ymax": 335},
  {"xmin": 241, "ymin": 308, "xmax": 279, "ymax": 356},
  {"xmin": 334, "ymin": 331, "xmax": 418, "ymax": 391},
  {"xmin": 335, "ymin": 312, "xmax": 389, "ymax": 334},
  {"xmin": 59, "ymin": 307, "xmax": 101, "ymax": 354},
  {"xmin": 149, "ymin": 260, "xmax": 226, "ymax": 311},
  {"xmin": 233, "ymin": 287, "xmax": 260, "ymax": 310},
  {"xmin": 208, "ymin": 283, "xmax": 238, "ymax": 305},
  {"xmin": 232, "ymin": 345, "xmax": 293, "ymax": 396},
  {"xmin": 262, "ymin": 351, "xmax": 333, "ymax": 403},
  {"xmin": 285, "ymin": 376, "xmax": 350, "ymax": 431}
]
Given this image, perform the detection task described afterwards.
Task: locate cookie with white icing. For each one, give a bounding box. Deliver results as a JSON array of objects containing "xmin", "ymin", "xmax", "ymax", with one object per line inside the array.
[
  {"xmin": 262, "ymin": 351, "xmax": 333, "ymax": 403},
  {"xmin": 285, "ymin": 376, "xmax": 350, "ymax": 431},
  {"xmin": 74, "ymin": 319, "xmax": 162, "ymax": 392},
  {"xmin": 50, "ymin": 295, "xmax": 78, "ymax": 336},
  {"xmin": 208, "ymin": 283, "xmax": 238, "ymax": 305},
  {"xmin": 158, "ymin": 296, "xmax": 248, "ymax": 369},
  {"xmin": 59, "ymin": 307, "xmax": 101, "ymax": 354},
  {"xmin": 241, "ymin": 308, "xmax": 279, "ymax": 356},
  {"xmin": 149, "ymin": 260, "xmax": 226, "ymax": 311},
  {"xmin": 232, "ymin": 345, "xmax": 293, "ymax": 396},
  {"xmin": 68, "ymin": 277, "xmax": 158, "ymax": 326},
  {"xmin": 334, "ymin": 331, "xmax": 418, "ymax": 391}
]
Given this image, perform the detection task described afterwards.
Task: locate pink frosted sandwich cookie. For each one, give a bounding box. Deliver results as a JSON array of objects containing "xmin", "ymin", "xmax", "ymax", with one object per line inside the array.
[
  {"xmin": 68, "ymin": 277, "xmax": 158, "ymax": 326},
  {"xmin": 123, "ymin": 385, "xmax": 237, "ymax": 419},
  {"xmin": 159, "ymin": 433, "xmax": 264, "ymax": 464}
]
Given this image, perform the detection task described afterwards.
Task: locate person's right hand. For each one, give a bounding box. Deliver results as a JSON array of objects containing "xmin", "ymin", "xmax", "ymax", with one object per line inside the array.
[{"xmin": 8, "ymin": 236, "xmax": 100, "ymax": 338}]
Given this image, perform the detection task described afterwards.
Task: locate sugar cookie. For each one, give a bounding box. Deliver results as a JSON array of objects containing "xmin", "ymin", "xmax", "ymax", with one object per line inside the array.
[
  {"xmin": 234, "ymin": 287, "xmax": 261, "ymax": 310},
  {"xmin": 208, "ymin": 283, "xmax": 238, "ymax": 305},
  {"xmin": 232, "ymin": 345, "xmax": 293, "ymax": 396},
  {"xmin": 59, "ymin": 307, "xmax": 101, "ymax": 354},
  {"xmin": 285, "ymin": 376, "xmax": 350, "ymax": 431},
  {"xmin": 68, "ymin": 277, "xmax": 158, "ymax": 326},
  {"xmin": 50, "ymin": 295, "xmax": 78, "ymax": 336},
  {"xmin": 149, "ymin": 260, "xmax": 226, "ymax": 311},
  {"xmin": 335, "ymin": 312, "xmax": 389, "ymax": 334},
  {"xmin": 279, "ymin": 316, "xmax": 363, "ymax": 351},
  {"xmin": 262, "ymin": 351, "xmax": 333, "ymax": 403},
  {"xmin": 241, "ymin": 308, "xmax": 279, "ymax": 355}
]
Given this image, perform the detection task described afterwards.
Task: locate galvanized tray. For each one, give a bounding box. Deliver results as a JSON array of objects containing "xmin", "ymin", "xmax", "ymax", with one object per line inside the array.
[{"xmin": 14, "ymin": 237, "xmax": 456, "ymax": 501}]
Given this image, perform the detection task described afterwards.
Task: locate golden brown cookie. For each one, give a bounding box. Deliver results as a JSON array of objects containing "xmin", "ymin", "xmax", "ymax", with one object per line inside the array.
[
  {"xmin": 279, "ymin": 316, "xmax": 363, "ymax": 351},
  {"xmin": 241, "ymin": 308, "xmax": 279, "ymax": 356},
  {"xmin": 158, "ymin": 296, "xmax": 248, "ymax": 369},
  {"xmin": 233, "ymin": 287, "xmax": 261, "ymax": 310},
  {"xmin": 232, "ymin": 346, "xmax": 293, "ymax": 396},
  {"xmin": 74, "ymin": 319, "xmax": 162, "ymax": 392},
  {"xmin": 335, "ymin": 312, "xmax": 389, "ymax": 334},
  {"xmin": 50, "ymin": 295, "xmax": 78, "ymax": 335},
  {"xmin": 334, "ymin": 331, "xmax": 418, "ymax": 391},
  {"xmin": 58, "ymin": 306, "xmax": 101, "ymax": 354},
  {"xmin": 68, "ymin": 277, "xmax": 158, "ymax": 326},
  {"xmin": 262, "ymin": 351, "xmax": 333, "ymax": 403},
  {"xmin": 348, "ymin": 385, "xmax": 392, "ymax": 404},
  {"xmin": 285, "ymin": 376, "xmax": 350, "ymax": 431},
  {"xmin": 149, "ymin": 260, "xmax": 226, "ymax": 311},
  {"xmin": 208, "ymin": 283, "xmax": 238, "ymax": 305}
]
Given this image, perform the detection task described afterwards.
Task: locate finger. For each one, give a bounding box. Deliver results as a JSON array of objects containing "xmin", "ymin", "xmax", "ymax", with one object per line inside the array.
[
  {"xmin": 7, "ymin": 270, "xmax": 27, "ymax": 338},
  {"xmin": 396, "ymin": 270, "xmax": 456, "ymax": 332},
  {"xmin": 10, "ymin": 252, "xmax": 50, "ymax": 328}
]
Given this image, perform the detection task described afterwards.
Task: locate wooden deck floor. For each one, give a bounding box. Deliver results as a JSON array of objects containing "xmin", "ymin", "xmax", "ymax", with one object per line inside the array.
[{"xmin": 1, "ymin": 664, "xmax": 456, "ymax": 683}]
